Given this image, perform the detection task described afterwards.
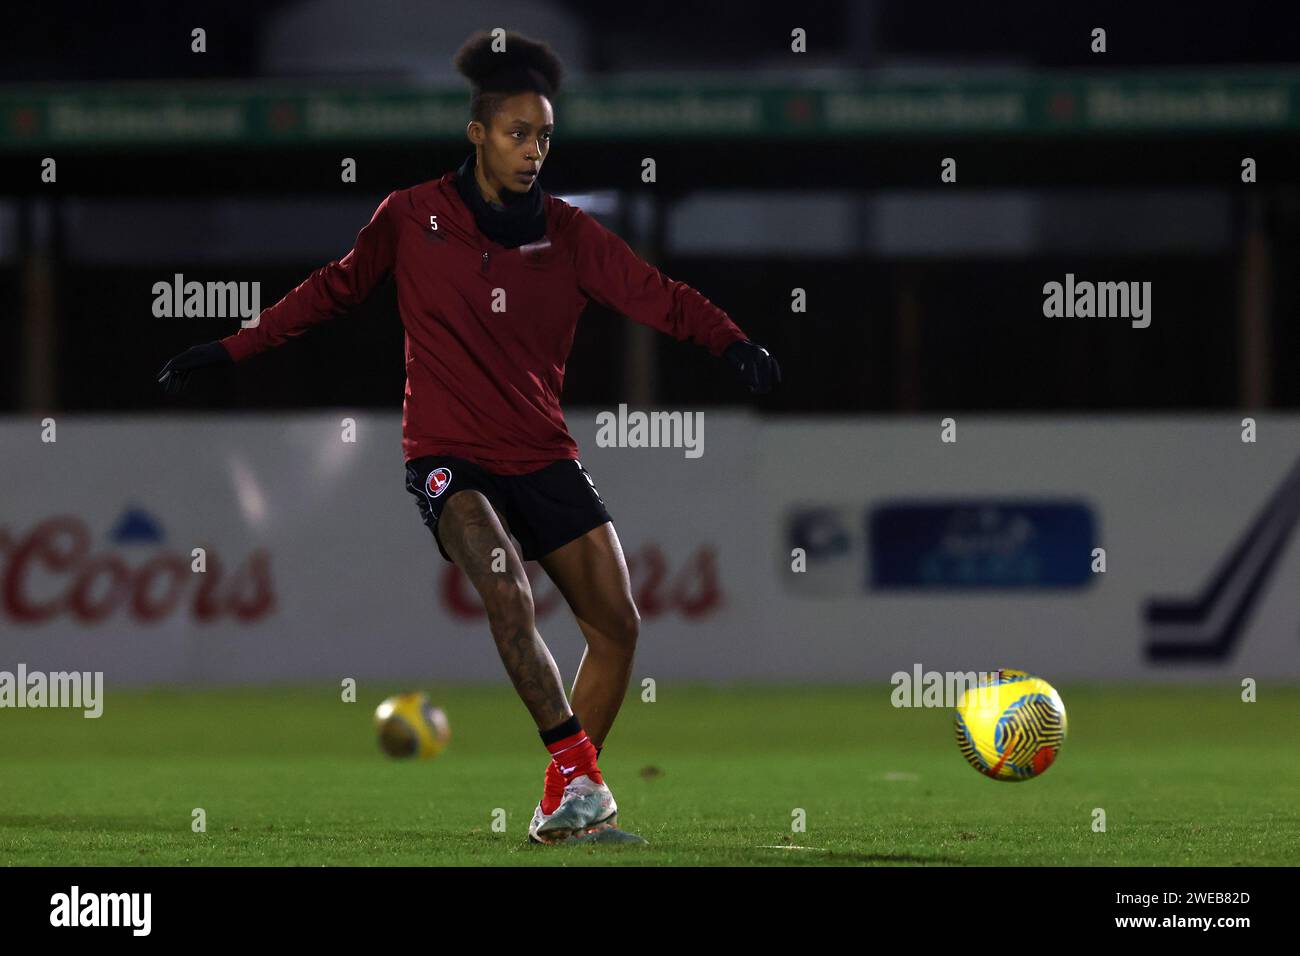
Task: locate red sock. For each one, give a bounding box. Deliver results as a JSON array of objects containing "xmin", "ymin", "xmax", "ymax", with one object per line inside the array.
[
  {"xmin": 542, "ymin": 743, "xmax": 605, "ymax": 814},
  {"xmin": 542, "ymin": 759, "xmax": 566, "ymax": 815},
  {"xmin": 541, "ymin": 731, "xmax": 602, "ymax": 814}
]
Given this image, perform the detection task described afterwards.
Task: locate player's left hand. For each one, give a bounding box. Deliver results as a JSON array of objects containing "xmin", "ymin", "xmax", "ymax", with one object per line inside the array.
[{"xmin": 723, "ymin": 339, "xmax": 781, "ymax": 394}]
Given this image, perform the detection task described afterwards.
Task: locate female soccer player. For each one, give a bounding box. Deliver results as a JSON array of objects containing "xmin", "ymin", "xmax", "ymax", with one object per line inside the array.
[{"xmin": 158, "ymin": 30, "xmax": 780, "ymax": 844}]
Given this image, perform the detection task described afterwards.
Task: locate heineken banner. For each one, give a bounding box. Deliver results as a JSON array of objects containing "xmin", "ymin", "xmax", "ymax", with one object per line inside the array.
[{"xmin": 3, "ymin": 71, "xmax": 1298, "ymax": 150}]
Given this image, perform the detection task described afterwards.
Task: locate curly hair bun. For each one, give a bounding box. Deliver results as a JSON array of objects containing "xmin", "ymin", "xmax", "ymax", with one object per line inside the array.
[{"xmin": 452, "ymin": 30, "xmax": 564, "ymax": 98}]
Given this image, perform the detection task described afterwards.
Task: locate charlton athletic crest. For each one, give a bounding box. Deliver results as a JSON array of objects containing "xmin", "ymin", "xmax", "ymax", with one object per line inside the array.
[{"xmin": 425, "ymin": 467, "xmax": 452, "ymax": 498}]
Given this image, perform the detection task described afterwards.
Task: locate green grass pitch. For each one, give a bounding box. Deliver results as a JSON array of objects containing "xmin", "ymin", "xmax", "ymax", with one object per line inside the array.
[{"xmin": 1, "ymin": 684, "xmax": 1296, "ymax": 866}]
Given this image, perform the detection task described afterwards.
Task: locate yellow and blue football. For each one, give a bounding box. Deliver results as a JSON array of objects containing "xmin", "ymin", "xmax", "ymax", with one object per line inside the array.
[
  {"xmin": 953, "ymin": 669, "xmax": 1067, "ymax": 781},
  {"xmin": 373, "ymin": 692, "xmax": 452, "ymax": 759}
]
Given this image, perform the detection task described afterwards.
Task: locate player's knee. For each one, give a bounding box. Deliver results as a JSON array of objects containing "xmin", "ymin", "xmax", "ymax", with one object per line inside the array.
[
  {"xmin": 484, "ymin": 576, "xmax": 534, "ymax": 636},
  {"xmin": 608, "ymin": 604, "xmax": 640, "ymax": 652}
]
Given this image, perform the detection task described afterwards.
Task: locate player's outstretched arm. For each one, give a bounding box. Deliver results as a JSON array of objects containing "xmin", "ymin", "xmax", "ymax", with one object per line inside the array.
[
  {"xmin": 155, "ymin": 191, "xmax": 400, "ymax": 395},
  {"xmin": 568, "ymin": 206, "xmax": 782, "ymax": 394}
]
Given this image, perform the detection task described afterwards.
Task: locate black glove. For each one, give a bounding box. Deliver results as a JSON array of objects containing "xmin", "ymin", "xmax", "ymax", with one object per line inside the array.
[
  {"xmin": 156, "ymin": 341, "xmax": 233, "ymax": 395},
  {"xmin": 724, "ymin": 339, "xmax": 781, "ymax": 395}
]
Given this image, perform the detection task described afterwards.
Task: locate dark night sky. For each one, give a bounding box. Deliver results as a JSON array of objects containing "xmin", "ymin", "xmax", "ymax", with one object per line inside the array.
[{"xmin": 4, "ymin": 1, "xmax": 1298, "ymax": 83}]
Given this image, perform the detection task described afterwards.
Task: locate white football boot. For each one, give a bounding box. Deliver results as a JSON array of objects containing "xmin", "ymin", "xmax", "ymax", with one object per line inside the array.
[
  {"xmin": 527, "ymin": 802, "xmax": 553, "ymax": 844},
  {"xmin": 532, "ymin": 775, "xmax": 618, "ymax": 844}
]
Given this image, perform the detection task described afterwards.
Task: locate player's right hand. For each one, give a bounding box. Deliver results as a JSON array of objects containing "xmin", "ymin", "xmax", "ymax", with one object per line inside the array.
[{"xmin": 156, "ymin": 341, "xmax": 233, "ymax": 395}]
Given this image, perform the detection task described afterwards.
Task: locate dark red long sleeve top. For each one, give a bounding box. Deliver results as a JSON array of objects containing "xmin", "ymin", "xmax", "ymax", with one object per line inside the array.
[{"xmin": 219, "ymin": 172, "xmax": 748, "ymax": 473}]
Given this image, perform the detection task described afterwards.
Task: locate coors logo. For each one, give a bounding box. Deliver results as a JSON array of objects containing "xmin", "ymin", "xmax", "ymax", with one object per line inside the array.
[{"xmin": 0, "ymin": 513, "xmax": 275, "ymax": 624}]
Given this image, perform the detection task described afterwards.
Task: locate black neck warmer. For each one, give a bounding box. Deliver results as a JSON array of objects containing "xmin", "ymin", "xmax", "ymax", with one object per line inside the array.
[{"xmin": 454, "ymin": 151, "xmax": 546, "ymax": 249}]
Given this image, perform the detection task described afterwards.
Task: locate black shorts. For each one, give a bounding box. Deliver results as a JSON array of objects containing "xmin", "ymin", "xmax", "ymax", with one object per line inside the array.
[{"xmin": 404, "ymin": 455, "xmax": 612, "ymax": 563}]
